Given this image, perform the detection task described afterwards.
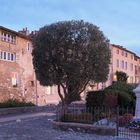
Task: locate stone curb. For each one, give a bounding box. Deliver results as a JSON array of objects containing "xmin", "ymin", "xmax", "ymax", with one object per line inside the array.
[
  {"xmin": 52, "ymin": 121, "xmax": 116, "ymax": 136},
  {"xmin": 0, "ymin": 105, "xmax": 56, "ymax": 116}
]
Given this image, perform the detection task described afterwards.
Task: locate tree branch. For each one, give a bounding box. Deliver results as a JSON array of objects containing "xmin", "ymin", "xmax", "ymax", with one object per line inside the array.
[
  {"xmin": 58, "ymin": 84, "xmax": 64, "ymax": 104},
  {"xmin": 78, "ymin": 80, "xmax": 89, "ymax": 94},
  {"xmin": 60, "ymin": 83, "xmax": 68, "ymax": 96}
]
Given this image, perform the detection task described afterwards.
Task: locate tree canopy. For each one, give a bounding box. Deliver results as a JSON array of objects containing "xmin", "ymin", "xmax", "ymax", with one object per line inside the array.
[{"xmin": 32, "ymin": 20, "xmax": 111, "ymax": 105}]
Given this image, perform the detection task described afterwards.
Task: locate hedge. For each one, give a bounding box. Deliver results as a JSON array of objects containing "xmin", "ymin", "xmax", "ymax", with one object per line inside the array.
[{"xmin": 0, "ymin": 99, "xmax": 35, "ymax": 108}]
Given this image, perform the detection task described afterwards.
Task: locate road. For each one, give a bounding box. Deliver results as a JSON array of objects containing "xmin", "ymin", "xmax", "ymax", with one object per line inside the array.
[{"xmin": 0, "ymin": 111, "xmax": 129, "ymax": 140}]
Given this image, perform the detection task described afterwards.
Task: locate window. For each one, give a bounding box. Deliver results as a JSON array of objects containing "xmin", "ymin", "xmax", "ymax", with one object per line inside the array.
[
  {"xmin": 122, "ymin": 60, "xmax": 124, "ymax": 69},
  {"xmin": 125, "ymin": 62, "xmax": 127, "ymax": 70},
  {"xmin": 4, "ymin": 52, "xmax": 6, "ymax": 59},
  {"xmin": 27, "ymin": 42, "xmax": 32, "ymax": 53},
  {"xmin": 116, "ymin": 59, "xmax": 119, "ymax": 68},
  {"xmin": 10, "ymin": 53, "xmax": 14, "ymax": 61},
  {"xmin": 27, "ymin": 42, "xmax": 30, "ymax": 50},
  {"xmin": 135, "ymin": 65, "xmax": 138, "ymax": 74},
  {"xmin": 8, "ymin": 34, "xmax": 10, "ymax": 42},
  {"xmin": 130, "ymin": 63, "xmax": 133, "ymax": 71},
  {"xmin": 0, "ymin": 51, "xmax": 3, "ymax": 59},
  {"xmin": 11, "ymin": 72, "xmax": 18, "ymax": 87},
  {"xmin": 45, "ymin": 86, "xmax": 52, "ymax": 95},
  {"xmin": 0, "ymin": 50, "xmax": 16, "ymax": 62},
  {"xmin": 134, "ymin": 56, "xmax": 137, "ymax": 61},
  {"xmin": 125, "ymin": 52, "xmax": 127, "ymax": 57},
  {"xmin": 122, "ymin": 51, "xmax": 124, "ymax": 56},
  {"xmin": 116, "ymin": 49, "xmax": 119, "ymax": 54},
  {"xmin": 131, "ymin": 54, "xmax": 133, "ymax": 59},
  {"xmin": 1, "ymin": 32, "xmax": 16, "ymax": 44},
  {"xmin": 8, "ymin": 53, "xmax": 10, "ymax": 60}
]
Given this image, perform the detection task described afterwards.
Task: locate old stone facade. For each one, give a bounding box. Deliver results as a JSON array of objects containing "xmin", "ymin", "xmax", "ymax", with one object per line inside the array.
[
  {"xmin": 0, "ymin": 26, "xmax": 61, "ymax": 105},
  {"xmin": 0, "ymin": 26, "xmax": 35, "ymax": 102},
  {"xmin": 110, "ymin": 44, "xmax": 140, "ymax": 84},
  {"xmin": 85, "ymin": 44, "xmax": 140, "ymax": 91}
]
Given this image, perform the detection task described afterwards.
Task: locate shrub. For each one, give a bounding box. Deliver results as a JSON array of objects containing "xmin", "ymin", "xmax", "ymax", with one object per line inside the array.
[
  {"xmin": 86, "ymin": 90, "xmax": 117, "ymax": 108},
  {"xmin": 86, "ymin": 91, "xmax": 117, "ymax": 122},
  {"xmin": 104, "ymin": 93, "xmax": 118, "ymax": 108},
  {"xmin": 86, "ymin": 90, "xmax": 106, "ymax": 108},
  {"xmin": 61, "ymin": 113, "xmax": 93, "ymax": 124},
  {"xmin": 119, "ymin": 113, "xmax": 133, "ymax": 126},
  {"xmin": 105, "ymin": 82, "xmax": 135, "ymax": 108},
  {"xmin": 115, "ymin": 71, "xmax": 128, "ymax": 83},
  {"xmin": 0, "ymin": 99, "xmax": 35, "ymax": 108}
]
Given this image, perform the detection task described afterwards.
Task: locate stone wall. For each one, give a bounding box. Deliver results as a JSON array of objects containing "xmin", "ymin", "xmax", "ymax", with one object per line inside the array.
[
  {"xmin": 53, "ymin": 121, "xmax": 116, "ymax": 136},
  {"xmin": 0, "ymin": 105, "xmax": 56, "ymax": 116}
]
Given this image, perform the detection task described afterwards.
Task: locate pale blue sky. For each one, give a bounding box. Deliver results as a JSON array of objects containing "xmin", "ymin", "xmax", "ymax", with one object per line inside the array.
[{"xmin": 0, "ymin": 0, "xmax": 140, "ymax": 54}]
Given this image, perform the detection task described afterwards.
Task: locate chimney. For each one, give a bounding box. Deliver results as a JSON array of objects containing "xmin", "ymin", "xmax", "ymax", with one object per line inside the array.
[{"xmin": 18, "ymin": 27, "xmax": 30, "ymax": 36}]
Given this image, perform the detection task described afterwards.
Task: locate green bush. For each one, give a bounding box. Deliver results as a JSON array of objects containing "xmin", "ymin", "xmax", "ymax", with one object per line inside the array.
[
  {"xmin": 61, "ymin": 113, "xmax": 93, "ymax": 124},
  {"xmin": 115, "ymin": 71, "xmax": 128, "ymax": 83},
  {"xmin": 86, "ymin": 90, "xmax": 106, "ymax": 108},
  {"xmin": 105, "ymin": 82, "xmax": 135, "ymax": 108},
  {"xmin": 86, "ymin": 90, "xmax": 117, "ymax": 108},
  {"xmin": 0, "ymin": 99, "xmax": 35, "ymax": 108},
  {"xmin": 86, "ymin": 82, "xmax": 135, "ymax": 110}
]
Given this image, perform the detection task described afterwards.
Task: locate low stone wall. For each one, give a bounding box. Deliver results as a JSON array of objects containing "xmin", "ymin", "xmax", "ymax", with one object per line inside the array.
[
  {"xmin": 53, "ymin": 121, "xmax": 116, "ymax": 136},
  {"xmin": 0, "ymin": 105, "xmax": 56, "ymax": 116}
]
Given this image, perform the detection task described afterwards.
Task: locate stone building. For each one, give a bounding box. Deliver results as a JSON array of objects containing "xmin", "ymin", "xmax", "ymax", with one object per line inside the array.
[
  {"xmin": 0, "ymin": 26, "xmax": 35, "ymax": 103},
  {"xmin": 0, "ymin": 26, "xmax": 60, "ymax": 105},
  {"xmin": 87, "ymin": 44, "xmax": 140, "ymax": 91},
  {"xmin": 110, "ymin": 44, "xmax": 140, "ymax": 84}
]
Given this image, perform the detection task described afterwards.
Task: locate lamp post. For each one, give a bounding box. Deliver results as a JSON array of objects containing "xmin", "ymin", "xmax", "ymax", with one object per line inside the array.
[{"xmin": 133, "ymin": 82, "xmax": 140, "ymax": 120}]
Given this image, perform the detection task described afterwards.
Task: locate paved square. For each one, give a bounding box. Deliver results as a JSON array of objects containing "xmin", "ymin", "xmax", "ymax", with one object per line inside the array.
[{"xmin": 0, "ymin": 114, "xmax": 129, "ymax": 140}]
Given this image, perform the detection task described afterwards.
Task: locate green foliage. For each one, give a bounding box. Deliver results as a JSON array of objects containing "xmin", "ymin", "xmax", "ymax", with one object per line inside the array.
[
  {"xmin": 0, "ymin": 99, "xmax": 35, "ymax": 108},
  {"xmin": 86, "ymin": 82, "xmax": 135, "ymax": 108},
  {"xmin": 105, "ymin": 82, "xmax": 135, "ymax": 107},
  {"xmin": 86, "ymin": 90, "xmax": 117, "ymax": 108},
  {"xmin": 32, "ymin": 20, "xmax": 110, "ymax": 104},
  {"xmin": 116, "ymin": 71, "xmax": 128, "ymax": 83},
  {"xmin": 86, "ymin": 90, "xmax": 106, "ymax": 107}
]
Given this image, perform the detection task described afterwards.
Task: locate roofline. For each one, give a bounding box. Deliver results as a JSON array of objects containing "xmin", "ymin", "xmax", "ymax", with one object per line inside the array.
[
  {"xmin": 111, "ymin": 44, "xmax": 140, "ymax": 59},
  {"xmin": 0, "ymin": 26, "xmax": 31, "ymax": 41}
]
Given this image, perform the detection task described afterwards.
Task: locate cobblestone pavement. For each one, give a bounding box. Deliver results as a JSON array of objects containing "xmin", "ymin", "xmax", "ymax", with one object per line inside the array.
[{"xmin": 0, "ymin": 114, "xmax": 130, "ymax": 140}]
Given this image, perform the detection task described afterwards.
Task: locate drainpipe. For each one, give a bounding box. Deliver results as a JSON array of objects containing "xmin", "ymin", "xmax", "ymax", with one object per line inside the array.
[{"xmin": 34, "ymin": 73, "xmax": 38, "ymax": 106}]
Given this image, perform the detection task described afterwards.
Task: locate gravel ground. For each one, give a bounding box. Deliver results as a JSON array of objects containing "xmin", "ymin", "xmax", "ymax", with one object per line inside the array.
[{"xmin": 0, "ymin": 115, "xmax": 130, "ymax": 140}]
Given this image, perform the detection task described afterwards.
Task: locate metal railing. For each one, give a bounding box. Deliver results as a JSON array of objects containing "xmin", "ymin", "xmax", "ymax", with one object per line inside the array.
[{"xmin": 56, "ymin": 105, "xmax": 140, "ymax": 139}]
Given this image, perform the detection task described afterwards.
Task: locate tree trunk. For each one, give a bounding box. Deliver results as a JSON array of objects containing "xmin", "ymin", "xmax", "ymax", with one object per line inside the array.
[
  {"xmin": 57, "ymin": 84, "xmax": 64, "ymax": 105},
  {"xmin": 97, "ymin": 83, "xmax": 99, "ymax": 90},
  {"xmin": 67, "ymin": 85, "xmax": 81, "ymax": 104}
]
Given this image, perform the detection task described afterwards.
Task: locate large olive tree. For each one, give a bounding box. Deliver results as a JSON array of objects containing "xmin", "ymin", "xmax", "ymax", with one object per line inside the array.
[{"xmin": 32, "ymin": 20, "xmax": 110, "ymax": 105}]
